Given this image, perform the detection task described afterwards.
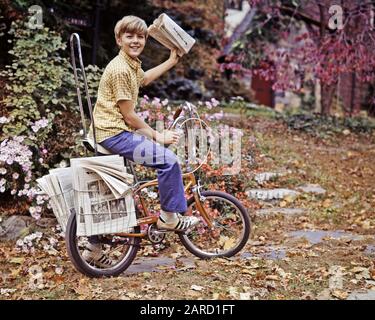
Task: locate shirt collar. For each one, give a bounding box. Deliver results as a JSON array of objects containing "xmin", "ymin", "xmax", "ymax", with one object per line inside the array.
[{"xmin": 119, "ymin": 50, "xmax": 142, "ymax": 70}]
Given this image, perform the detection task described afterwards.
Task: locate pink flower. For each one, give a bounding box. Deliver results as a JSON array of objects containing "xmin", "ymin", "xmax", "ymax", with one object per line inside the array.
[
  {"xmin": 29, "ymin": 207, "xmax": 41, "ymax": 220},
  {"xmin": 211, "ymin": 98, "xmax": 220, "ymax": 107}
]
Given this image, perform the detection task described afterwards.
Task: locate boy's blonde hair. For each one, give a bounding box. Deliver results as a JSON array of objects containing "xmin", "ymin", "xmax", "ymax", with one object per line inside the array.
[{"xmin": 114, "ymin": 15, "xmax": 148, "ymax": 40}]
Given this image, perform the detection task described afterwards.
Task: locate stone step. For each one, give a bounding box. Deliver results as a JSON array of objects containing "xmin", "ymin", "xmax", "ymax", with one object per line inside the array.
[
  {"xmin": 296, "ymin": 183, "xmax": 326, "ymax": 195},
  {"xmin": 256, "ymin": 207, "xmax": 307, "ymax": 217},
  {"xmin": 288, "ymin": 230, "xmax": 366, "ymax": 245},
  {"xmin": 246, "ymin": 188, "xmax": 300, "ymax": 201},
  {"xmin": 254, "ymin": 172, "xmax": 285, "ymax": 185}
]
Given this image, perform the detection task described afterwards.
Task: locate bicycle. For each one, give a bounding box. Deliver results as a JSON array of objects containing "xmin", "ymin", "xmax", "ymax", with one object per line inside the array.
[{"xmin": 66, "ymin": 33, "xmax": 251, "ymax": 277}]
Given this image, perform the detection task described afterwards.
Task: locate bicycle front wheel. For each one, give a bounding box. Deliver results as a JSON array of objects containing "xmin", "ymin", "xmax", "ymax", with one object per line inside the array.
[{"xmin": 179, "ymin": 191, "xmax": 251, "ymax": 259}]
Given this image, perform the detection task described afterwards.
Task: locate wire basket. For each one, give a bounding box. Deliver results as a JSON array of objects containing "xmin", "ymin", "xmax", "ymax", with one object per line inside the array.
[
  {"xmin": 48, "ymin": 189, "xmax": 75, "ymax": 233},
  {"xmin": 73, "ymin": 184, "xmax": 137, "ymax": 237}
]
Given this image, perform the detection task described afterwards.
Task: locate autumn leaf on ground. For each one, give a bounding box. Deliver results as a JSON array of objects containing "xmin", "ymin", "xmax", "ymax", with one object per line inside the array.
[
  {"xmin": 331, "ymin": 290, "xmax": 349, "ymax": 300},
  {"xmin": 190, "ymin": 285, "xmax": 204, "ymax": 291}
]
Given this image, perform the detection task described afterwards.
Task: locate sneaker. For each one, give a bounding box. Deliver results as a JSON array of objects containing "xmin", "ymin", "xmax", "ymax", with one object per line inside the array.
[
  {"xmin": 82, "ymin": 243, "xmax": 115, "ymax": 268},
  {"xmin": 156, "ymin": 213, "xmax": 200, "ymax": 232}
]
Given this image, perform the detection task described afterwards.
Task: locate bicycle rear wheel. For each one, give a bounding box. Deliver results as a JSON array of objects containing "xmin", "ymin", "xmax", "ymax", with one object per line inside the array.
[
  {"xmin": 179, "ymin": 190, "xmax": 251, "ymax": 259},
  {"xmin": 65, "ymin": 212, "xmax": 140, "ymax": 278}
]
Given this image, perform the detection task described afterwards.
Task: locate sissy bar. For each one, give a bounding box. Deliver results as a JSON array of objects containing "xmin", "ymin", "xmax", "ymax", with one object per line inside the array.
[{"xmin": 69, "ymin": 33, "xmax": 99, "ymax": 156}]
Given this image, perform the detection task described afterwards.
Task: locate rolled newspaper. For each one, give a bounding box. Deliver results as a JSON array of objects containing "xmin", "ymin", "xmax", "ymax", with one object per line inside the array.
[{"xmin": 148, "ymin": 13, "xmax": 196, "ymax": 56}]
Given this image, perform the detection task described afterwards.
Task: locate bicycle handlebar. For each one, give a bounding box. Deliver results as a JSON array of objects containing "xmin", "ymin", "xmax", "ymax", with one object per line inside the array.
[{"xmin": 173, "ymin": 106, "xmax": 183, "ymax": 120}]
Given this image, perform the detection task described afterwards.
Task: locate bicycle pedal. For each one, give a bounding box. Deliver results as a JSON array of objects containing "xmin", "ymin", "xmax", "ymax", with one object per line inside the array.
[{"xmin": 153, "ymin": 229, "xmax": 171, "ymax": 234}]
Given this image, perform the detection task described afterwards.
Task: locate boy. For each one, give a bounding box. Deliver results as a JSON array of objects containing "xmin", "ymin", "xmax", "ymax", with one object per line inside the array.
[{"xmin": 85, "ymin": 16, "xmax": 199, "ymax": 264}]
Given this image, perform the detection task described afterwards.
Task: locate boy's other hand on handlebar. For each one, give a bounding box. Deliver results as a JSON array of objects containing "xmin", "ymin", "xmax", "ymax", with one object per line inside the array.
[{"xmin": 155, "ymin": 129, "xmax": 180, "ymax": 145}]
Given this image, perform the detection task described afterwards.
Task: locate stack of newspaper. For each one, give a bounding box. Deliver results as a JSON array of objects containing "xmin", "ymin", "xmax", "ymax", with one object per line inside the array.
[
  {"xmin": 37, "ymin": 155, "xmax": 137, "ymax": 237},
  {"xmin": 148, "ymin": 13, "xmax": 196, "ymax": 56}
]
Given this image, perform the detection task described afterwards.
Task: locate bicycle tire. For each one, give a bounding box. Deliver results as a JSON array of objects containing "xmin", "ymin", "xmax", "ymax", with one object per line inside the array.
[
  {"xmin": 65, "ymin": 212, "xmax": 141, "ymax": 278},
  {"xmin": 179, "ymin": 190, "xmax": 251, "ymax": 259}
]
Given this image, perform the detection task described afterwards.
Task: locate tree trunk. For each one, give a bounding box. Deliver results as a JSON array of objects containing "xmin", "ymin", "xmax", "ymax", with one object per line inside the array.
[
  {"xmin": 314, "ymin": 78, "xmax": 322, "ymax": 113},
  {"xmin": 321, "ymin": 82, "xmax": 336, "ymax": 115},
  {"xmin": 318, "ymin": 2, "xmax": 335, "ymax": 116}
]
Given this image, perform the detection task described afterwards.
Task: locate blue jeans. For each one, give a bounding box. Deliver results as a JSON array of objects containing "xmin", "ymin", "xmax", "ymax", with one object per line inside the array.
[{"xmin": 100, "ymin": 131, "xmax": 187, "ymax": 213}]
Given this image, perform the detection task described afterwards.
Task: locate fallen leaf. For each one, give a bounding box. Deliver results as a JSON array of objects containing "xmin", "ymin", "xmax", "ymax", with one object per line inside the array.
[
  {"xmin": 265, "ymin": 275, "xmax": 279, "ymax": 281},
  {"xmin": 322, "ymin": 199, "xmax": 332, "ymax": 208},
  {"xmin": 223, "ymin": 238, "xmax": 236, "ymax": 250},
  {"xmin": 239, "ymin": 292, "xmax": 251, "ymax": 300},
  {"xmin": 170, "ymin": 252, "xmax": 182, "ymax": 259},
  {"xmin": 190, "ymin": 285, "xmax": 204, "ymax": 291},
  {"xmin": 228, "ymin": 286, "xmax": 238, "ymax": 297},
  {"xmin": 10, "ymin": 268, "xmax": 21, "ymax": 277},
  {"xmin": 316, "ymin": 289, "xmax": 331, "ymax": 300},
  {"xmin": 212, "ymin": 292, "xmax": 220, "ymax": 299},
  {"xmin": 351, "ymin": 267, "xmax": 368, "ymax": 273},
  {"xmin": 9, "ymin": 257, "xmax": 25, "ymax": 264},
  {"xmin": 241, "ymin": 268, "xmax": 256, "ymax": 275},
  {"xmin": 331, "ymin": 290, "xmax": 349, "ymax": 300},
  {"xmin": 284, "ymin": 195, "xmax": 295, "ymax": 203}
]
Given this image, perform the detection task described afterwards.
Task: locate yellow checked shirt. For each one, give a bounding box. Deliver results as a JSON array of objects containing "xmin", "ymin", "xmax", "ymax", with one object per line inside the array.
[{"xmin": 88, "ymin": 50, "xmax": 145, "ymax": 143}]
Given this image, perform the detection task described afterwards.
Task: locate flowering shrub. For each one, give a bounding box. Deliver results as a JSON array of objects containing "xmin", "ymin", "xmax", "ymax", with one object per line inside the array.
[{"xmin": 0, "ymin": 19, "xmax": 101, "ymax": 217}]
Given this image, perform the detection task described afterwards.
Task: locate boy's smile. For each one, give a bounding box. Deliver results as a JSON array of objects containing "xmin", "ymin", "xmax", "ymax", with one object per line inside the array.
[{"xmin": 117, "ymin": 32, "xmax": 146, "ymax": 59}]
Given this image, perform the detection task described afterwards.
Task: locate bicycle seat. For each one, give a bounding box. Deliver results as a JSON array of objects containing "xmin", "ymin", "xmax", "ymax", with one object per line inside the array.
[{"xmin": 82, "ymin": 136, "xmax": 112, "ymax": 155}]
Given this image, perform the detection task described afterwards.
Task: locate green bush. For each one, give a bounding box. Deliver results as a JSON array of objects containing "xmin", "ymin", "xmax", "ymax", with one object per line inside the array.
[
  {"xmin": 280, "ymin": 112, "xmax": 375, "ymax": 137},
  {"xmin": 0, "ymin": 19, "xmax": 102, "ymax": 218}
]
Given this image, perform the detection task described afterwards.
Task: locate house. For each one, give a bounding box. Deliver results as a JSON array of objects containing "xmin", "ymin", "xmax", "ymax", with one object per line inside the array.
[{"xmin": 221, "ymin": 0, "xmax": 369, "ymax": 115}]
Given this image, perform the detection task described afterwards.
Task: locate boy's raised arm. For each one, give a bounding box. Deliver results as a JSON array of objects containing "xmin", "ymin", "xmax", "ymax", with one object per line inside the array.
[{"xmin": 142, "ymin": 49, "xmax": 179, "ymax": 87}]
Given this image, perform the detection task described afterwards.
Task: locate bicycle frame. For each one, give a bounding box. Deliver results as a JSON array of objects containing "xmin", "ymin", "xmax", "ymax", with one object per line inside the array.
[{"xmin": 115, "ymin": 170, "xmax": 213, "ymax": 238}]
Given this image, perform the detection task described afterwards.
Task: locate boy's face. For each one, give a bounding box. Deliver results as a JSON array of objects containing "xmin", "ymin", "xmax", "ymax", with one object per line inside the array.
[{"xmin": 117, "ymin": 32, "xmax": 146, "ymax": 59}]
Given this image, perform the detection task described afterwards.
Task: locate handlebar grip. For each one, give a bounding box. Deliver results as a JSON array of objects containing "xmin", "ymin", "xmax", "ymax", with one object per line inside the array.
[{"xmin": 173, "ymin": 107, "xmax": 183, "ymax": 120}]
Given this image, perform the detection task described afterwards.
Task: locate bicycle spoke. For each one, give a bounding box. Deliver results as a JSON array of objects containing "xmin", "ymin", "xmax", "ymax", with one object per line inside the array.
[{"xmin": 180, "ymin": 193, "xmax": 248, "ymax": 257}]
